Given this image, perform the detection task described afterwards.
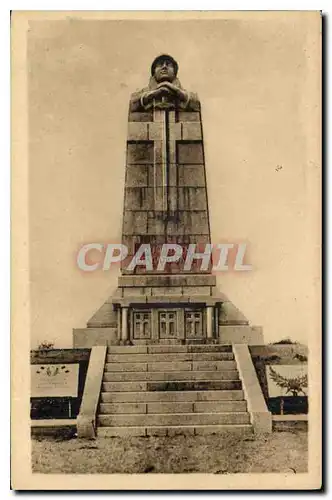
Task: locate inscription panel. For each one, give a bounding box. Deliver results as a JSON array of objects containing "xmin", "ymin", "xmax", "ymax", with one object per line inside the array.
[{"xmin": 31, "ymin": 364, "xmax": 79, "ymax": 398}]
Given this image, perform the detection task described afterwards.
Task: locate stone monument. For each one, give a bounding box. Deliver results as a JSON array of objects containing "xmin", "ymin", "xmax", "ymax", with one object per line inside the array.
[
  {"xmin": 73, "ymin": 55, "xmax": 271, "ymax": 439},
  {"xmin": 73, "ymin": 54, "xmax": 264, "ymax": 348}
]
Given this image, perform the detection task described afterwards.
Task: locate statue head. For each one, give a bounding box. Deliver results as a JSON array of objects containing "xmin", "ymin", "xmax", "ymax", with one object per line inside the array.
[{"xmin": 151, "ymin": 54, "xmax": 179, "ymax": 83}]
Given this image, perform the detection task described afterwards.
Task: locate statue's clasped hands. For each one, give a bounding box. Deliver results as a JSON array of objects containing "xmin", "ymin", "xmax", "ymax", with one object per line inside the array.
[
  {"xmin": 156, "ymin": 81, "xmax": 188, "ymax": 102},
  {"xmin": 142, "ymin": 81, "xmax": 189, "ymax": 107}
]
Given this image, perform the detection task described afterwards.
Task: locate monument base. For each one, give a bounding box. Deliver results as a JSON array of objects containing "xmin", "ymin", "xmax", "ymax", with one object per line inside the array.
[{"xmin": 73, "ymin": 274, "xmax": 264, "ymax": 347}]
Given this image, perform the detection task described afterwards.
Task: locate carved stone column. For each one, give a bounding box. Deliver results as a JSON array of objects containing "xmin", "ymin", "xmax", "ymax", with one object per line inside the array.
[
  {"xmin": 214, "ymin": 306, "xmax": 219, "ymax": 340},
  {"xmin": 117, "ymin": 307, "xmax": 122, "ymax": 344},
  {"xmin": 206, "ymin": 306, "xmax": 214, "ymax": 340},
  {"xmin": 121, "ymin": 306, "xmax": 129, "ymax": 344}
]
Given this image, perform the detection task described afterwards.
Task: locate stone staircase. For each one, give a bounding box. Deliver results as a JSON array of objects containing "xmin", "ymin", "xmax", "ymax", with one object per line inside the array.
[{"xmin": 97, "ymin": 344, "xmax": 253, "ymax": 437}]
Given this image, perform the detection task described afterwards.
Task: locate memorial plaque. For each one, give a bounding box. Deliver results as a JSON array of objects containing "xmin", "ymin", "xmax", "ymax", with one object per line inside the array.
[
  {"xmin": 266, "ymin": 364, "xmax": 308, "ymax": 398},
  {"xmin": 31, "ymin": 364, "xmax": 79, "ymax": 398}
]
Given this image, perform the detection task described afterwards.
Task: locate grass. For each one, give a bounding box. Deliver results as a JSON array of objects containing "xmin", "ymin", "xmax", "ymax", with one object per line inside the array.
[{"xmin": 32, "ymin": 429, "xmax": 307, "ymax": 474}]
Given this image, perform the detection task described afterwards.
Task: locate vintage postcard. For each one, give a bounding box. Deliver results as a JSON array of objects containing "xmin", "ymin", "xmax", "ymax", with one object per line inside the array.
[{"xmin": 11, "ymin": 11, "xmax": 322, "ymax": 490}]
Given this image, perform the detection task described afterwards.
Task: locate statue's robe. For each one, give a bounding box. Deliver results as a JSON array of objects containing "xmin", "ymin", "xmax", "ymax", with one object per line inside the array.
[{"xmin": 122, "ymin": 76, "xmax": 211, "ymax": 274}]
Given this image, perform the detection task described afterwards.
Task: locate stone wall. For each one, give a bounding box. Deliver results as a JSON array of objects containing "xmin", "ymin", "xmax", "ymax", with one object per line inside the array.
[{"xmin": 73, "ymin": 328, "xmax": 118, "ymax": 348}]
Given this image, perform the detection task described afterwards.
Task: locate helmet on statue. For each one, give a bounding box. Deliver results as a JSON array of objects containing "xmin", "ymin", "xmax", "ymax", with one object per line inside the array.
[{"xmin": 150, "ymin": 54, "xmax": 179, "ymax": 77}]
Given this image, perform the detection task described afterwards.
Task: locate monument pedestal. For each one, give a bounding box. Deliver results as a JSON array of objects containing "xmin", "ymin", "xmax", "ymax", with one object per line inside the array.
[{"xmin": 73, "ymin": 274, "xmax": 263, "ymax": 347}]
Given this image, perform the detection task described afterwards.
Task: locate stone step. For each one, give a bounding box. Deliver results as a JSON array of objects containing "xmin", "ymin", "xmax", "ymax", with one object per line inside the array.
[
  {"xmin": 105, "ymin": 362, "xmax": 148, "ymax": 372},
  {"xmin": 106, "ymin": 353, "xmax": 234, "ymax": 363},
  {"xmin": 102, "ymin": 380, "xmax": 242, "ymax": 392},
  {"xmin": 99, "ymin": 400, "xmax": 247, "ymax": 415},
  {"xmin": 98, "ymin": 412, "xmax": 250, "ymax": 427},
  {"xmin": 100, "ymin": 402, "xmax": 191, "ymax": 414},
  {"xmin": 107, "ymin": 345, "xmax": 233, "ymax": 354},
  {"xmin": 100, "ymin": 389, "xmax": 245, "ymax": 403},
  {"xmin": 104, "ymin": 360, "xmax": 237, "ymax": 372},
  {"xmin": 103, "ymin": 370, "xmax": 239, "ymax": 382},
  {"xmin": 192, "ymin": 361, "xmax": 236, "ymax": 371},
  {"xmin": 98, "ymin": 424, "xmax": 253, "ymax": 437},
  {"xmin": 193, "ymin": 401, "xmax": 247, "ymax": 413}
]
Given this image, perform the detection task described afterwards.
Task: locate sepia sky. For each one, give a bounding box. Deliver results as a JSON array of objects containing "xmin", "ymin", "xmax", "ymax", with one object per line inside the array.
[{"xmin": 27, "ymin": 13, "xmax": 320, "ymax": 347}]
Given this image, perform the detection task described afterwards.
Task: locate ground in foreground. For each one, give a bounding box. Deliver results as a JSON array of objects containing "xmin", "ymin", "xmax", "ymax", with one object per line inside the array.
[{"xmin": 32, "ymin": 429, "xmax": 307, "ymax": 474}]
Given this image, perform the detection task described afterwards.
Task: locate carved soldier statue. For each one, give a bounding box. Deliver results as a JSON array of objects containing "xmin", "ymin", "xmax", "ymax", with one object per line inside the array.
[
  {"xmin": 129, "ymin": 54, "xmax": 200, "ymax": 112},
  {"xmin": 123, "ymin": 53, "xmax": 210, "ymax": 275}
]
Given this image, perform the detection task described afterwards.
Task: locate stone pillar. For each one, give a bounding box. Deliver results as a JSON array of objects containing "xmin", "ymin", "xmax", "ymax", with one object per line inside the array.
[
  {"xmin": 214, "ymin": 306, "xmax": 219, "ymax": 339},
  {"xmin": 151, "ymin": 309, "xmax": 159, "ymax": 342},
  {"xmin": 206, "ymin": 306, "xmax": 214, "ymax": 339},
  {"xmin": 121, "ymin": 306, "xmax": 129, "ymax": 344},
  {"xmin": 117, "ymin": 307, "xmax": 122, "ymax": 344}
]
